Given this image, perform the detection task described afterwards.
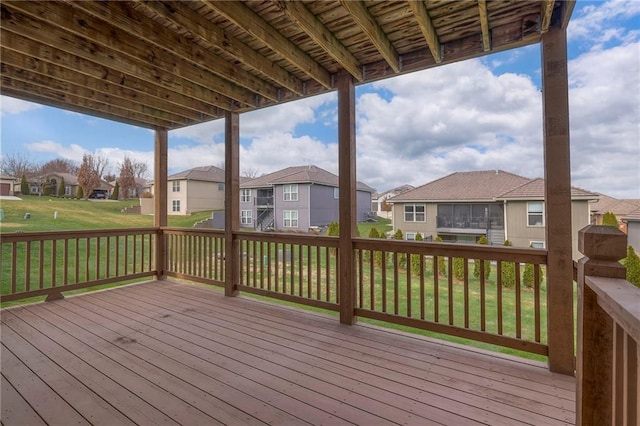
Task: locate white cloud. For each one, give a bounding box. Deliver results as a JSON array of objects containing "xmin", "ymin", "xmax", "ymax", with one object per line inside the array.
[
  {"xmin": 0, "ymin": 96, "xmax": 42, "ymax": 116},
  {"xmin": 569, "ymin": 0, "xmax": 640, "ymax": 47}
]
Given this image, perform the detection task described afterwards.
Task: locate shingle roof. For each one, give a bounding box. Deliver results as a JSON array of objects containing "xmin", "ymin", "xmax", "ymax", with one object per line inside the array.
[
  {"xmin": 590, "ymin": 194, "xmax": 640, "ymax": 215},
  {"xmin": 241, "ymin": 165, "xmax": 373, "ymax": 192},
  {"xmin": 497, "ymin": 178, "xmax": 598, "ymax": 200},
  {"xmin": 622, "ymin": 208, "xmax": 640, "ymax": 222},
  {"xmin": 374, "ymin": 184, "xmax": 415, "ymax": 199},
  {"xmin": 168, "ymin": 165, "xmax": 225, "ymax": 182},
  {"xmin": 44, "ymin": 172, "xmax": 79, "ymax": 185},
  {"xmin": 390, "ymin": 170, "xmax": 530, "ymax": 202}
]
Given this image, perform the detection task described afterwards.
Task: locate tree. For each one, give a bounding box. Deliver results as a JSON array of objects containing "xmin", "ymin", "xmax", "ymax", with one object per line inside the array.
[
  {"xmin": 522, "ymin": 263, "xmax": 535, "ymax": 289},
  {"xmin": 93, "ymin": 155, "xmax": 110, "ymax": 178},
  {"xmin": 434, "ymin": 236, "xmax": 447, "ymax": 277},
  {"xmin": 411, "ymin": 233, "xmax": 424, "ymax": 275},
  {"xmin": 77, "ymin": 154, "xmax": 101, "ymax": 199},
  {"xmin": 132, "ymin": 160, "xmax": 150, "ymax": 179},
  {"xmin": 57, "ymin": 177, "xmax": 66, "ymax": 197},
  {"xmin": 103, "ymin": 173, "xmax": 117, "ymax": 183},
  {"xmin": 43, "ymin": 179, "xmax": 52, "ymax": 196},
  {"xmin": 501, "ymin": 240, "xmax": 516, "ymax": 288},
  {"xmin": 380, "ymin": 199, "xmax": 392, "ymax": 212},
  {"xmin": 453, "ymin": 257, "xmax": 465, "ymax": 281},
  {"xmin": 624, "ymin": 245, "xmax": 640, "ymax": 288},
  {"xmin": 0, "ymin": 152, "xmax": 36, "ymax": 179},
  {"xmin": 111, "ymin": 181, "xmax": 120, "ymax": 200},
  {"xmin": 20, "ymin": 175, "xmax": 28, "ymax": 195},
  {"xmin": 40, "ymin": 158, "xmax": 78, "ymax": 175},
  {"xmin": 392, "ymin": 229, "xmax": 406, "ymax": 268},
  {"xmin": 242, "ymin": 168, "xmax": 259, "ymax": 179},
  {"xmin": 602, "ymin": 212, "xmax": 618, "ymax": 228},
  {"xmin": 473, "ymin": 236, "xmax": 491, "ymax": 280},
  {"xmin": 118, "ymin": 156, "xmax": 136, "ymax": 200}
]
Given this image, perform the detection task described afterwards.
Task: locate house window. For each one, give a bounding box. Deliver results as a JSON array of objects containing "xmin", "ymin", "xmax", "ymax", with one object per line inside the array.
[
  {"xmin": 404, "ymin": 204, "xmax": 426, "ymax": 222},
  {"xmin": 283, "ymin": 184, "xmax": 298, "ymax": 201},
  {"xmin": 333, "ymin": 188, "xmax": 339, "ymax": 199},
  {"xmin": 372, "ymin": 201, "xmax": 379, "ymax": 211},
  {"xmin": 241, "ymin": 210, "xmax": 252, "ymax": 225},
  {"xmin": 218, "ymin": 183, "xmax": 225, "ymax": 191},
  {"xmin": 530, "ymin": 241, "xmax": 545, "ymax": 249},
  {"xmin": 406, "ymin": 232, "xmax": 422, "ymax": 241},
  {"xmin": 172, "ymin": 200, "xmax": 180, "ymax": 212},
  {"xmin": 64, "ymin": 186, "xmax": 71, "ymax": 196},
  {"xmin": 527, "ymin": 202, "xmax": 544, "ymax": 226},
  {"xmin": 172, "ymin": 181, "xmax": 180, "ymax": 192},
  {"xmin": 240, "ymin": 189, "xmax": 251, "ymax": 203},
  {"xmin": 283, "ymin": 210, "xmax": 298, "ymax": 228}
]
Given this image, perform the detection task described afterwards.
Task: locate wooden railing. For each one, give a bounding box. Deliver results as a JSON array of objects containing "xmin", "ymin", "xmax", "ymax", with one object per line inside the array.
[
  {"xmin": 235, "ymin": 231, "xmax": 340, "ymax": 311},
  {"xmin": 1, "ymin": 228, "xmax": 158, "ymax": 302},
  {"xmin": 354, "ymin": 238, "xmax": 548, "ymax": 355},
  {"xmin": 163, "ymin": 227, "xmax": 225, "ymax": 286},
  {"xmin": 577, "ymin": 225, "xmax": 639, "ymax": 425}
]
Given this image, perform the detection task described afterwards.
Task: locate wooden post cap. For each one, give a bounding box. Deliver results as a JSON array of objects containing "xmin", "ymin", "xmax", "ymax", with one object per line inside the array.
[{"xmin": 578, "ymin": 225, "xmax": 627, "ymax": 261}]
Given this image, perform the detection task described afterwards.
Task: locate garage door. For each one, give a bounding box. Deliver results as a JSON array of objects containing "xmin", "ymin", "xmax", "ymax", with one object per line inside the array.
[{"xmin": 0, "ymin": 183, "xmax": 10, "ymax": 195}]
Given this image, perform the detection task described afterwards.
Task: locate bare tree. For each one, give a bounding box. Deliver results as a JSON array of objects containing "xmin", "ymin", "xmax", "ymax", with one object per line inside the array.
[
  {"xmin": 40, "ymin": 158, "xmax": 78, "ymax": 175},
  {"xmin": 77, "ymin": 154, "xmax": 101, "ymax": 199},
  {"xmin": 93, "ymin": 154, "xmax": 110, "ymax": 178},
  {"xmin": 118, "ymin": 156, "xmax": 136, "ymax": 200},
  {"xmin": 103, "ymin": 173, "xmax": 117, "ymax": 183},
  {"xmin": 132, "ymin": 160, "xmax": 149, "ymax": 179},
  {"xmin": 242, "ymin": 168, "xmax": 259, "ymax": 179},
  {"xmin": 0, "ymin": 152, "xmax": 36, "ymax": 178}
]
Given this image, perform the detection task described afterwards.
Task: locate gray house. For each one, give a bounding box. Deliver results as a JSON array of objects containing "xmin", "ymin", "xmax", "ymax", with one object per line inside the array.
[
  {"xmin": 240, "ymin": 165, "xmax": 374, "ymax": 231},
  {"xmin": 622, "ymin": 209, "xmax": 640, "ymax": 254}
]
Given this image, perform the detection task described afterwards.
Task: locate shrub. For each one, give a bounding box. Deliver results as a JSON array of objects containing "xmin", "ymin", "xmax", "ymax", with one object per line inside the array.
[
  {"xmin": 20, "ymin": 175, "xmax": 28, "ymax": 194},
  {"xmin": 326, "ymin": 221, "xmax": 339, "ymax": 237},
  {"xmin": 624, "ymin": 245, "xmax": 640, "ymax": 288},
  {"xmin": 76, "ymin": 186, "xmax": 84, "ymax": 199},
  {"xmin": 393, "ymin": 229, "xmax": 406, "ymax": 268},
  {"xmin": 453, "ymin": 257, "xmax": 465, "ymax": 281},
  {"xmin": 434, "ymin": 236, "xmax": 447, "ymax": 277},
  {"xmin": 112, "ymin": 181, "xmax": 120, "ymax": 200},
  {"xmin": 411, "ymin": 233, "xmax": 424, "ymax": 275},
  {"xmin": 57, "ymin": 177, "xmax": 65, "ymax": 197},
  {"xmin": 43, "ymin": 181, "xmax": 51, "ymax": 196},
  {"xmin": 473, "ymin": 236, "xmax": 491, "ymax": 280},
  {"xmin": 501, "ymin": 240, "xmax": 516, "ymax": 288},
  {"xmin": 602, "ymin": 212, "xmax": 618, "ymax": 228},
  {"xmin": 368, "ymin": 227, "xmax": 380, "ymax": 239},
  {"xmin": 374, "ymin": 229, "xmax": 386, "ymax": 267},
  {"xmin": 522, "ymin": 263, "xmax": 535, "ymax": 288}
]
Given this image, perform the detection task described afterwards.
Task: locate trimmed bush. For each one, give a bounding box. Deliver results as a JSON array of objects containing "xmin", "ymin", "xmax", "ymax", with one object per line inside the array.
[
  {"xmin": 411, "ymin": 233, "xmax": 424, "ymax": 275},
  {"xmin": 76, "ymin": 186, "xmax": 84, "ymax": 199},
  {"xmin": 602, "ymin": 212, "xmax": 618, "ymax": 228},
  {"xmin": 501, "ymin": 240, "xmax": 516, "ymax": 288},
  {"xmin": 434, "ymin": 236, "xmax": 447, "ymax": 277},
  {"xmin": 393, "ymin": 229, "xmax": 406, "ymax": 268},
  {"xmin": 624, "ymin": 245, "xmax": 640, "ymax": 288},
  {"xmin": 57, "ymin": 177, "xmax": 65, "ymax": 197},
  {"xmin": 20, "ymin": 175, "xmax": 28, "ymax": 195},
  {"xmin": 522, "ymin": 263, "xmax": 535, "ymax": 288},
  {"xmin": 326, "ymin": 221, "xmax": 339, "ymax": 237},
  {"xmin": 112, "ymin": 181, "xmax": 120, "ymax": 200},
  {"xmin": 473, "ymin": 235, "xmax": 491, "ymax": 280}
]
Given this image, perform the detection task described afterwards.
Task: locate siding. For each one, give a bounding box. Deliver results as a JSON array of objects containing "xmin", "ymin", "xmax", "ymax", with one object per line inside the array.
[
  {"xmin": 274, "ymin": 184, "xmax": 310, "ymax": 230},
  {"xmin": 391, "ymin": 203, "xmax": 436, "ymax": 239},
  {"xmin": 309, "ymin": 185, "xmax": 339, "ymax": 226},
  {"xmin": 627, "ymin": 222, "xmax": 640, "ymax": 254},
  {"xmin": 356, "ymin": 190, "xmax": 373, "ymax": 222},
  {"xmin": 239, "ymin": 188, "xmax": 256, "ymax": 228},
  {"xmin": 186, "ymin": 180, "xmax": 225, "ymax": 214}
]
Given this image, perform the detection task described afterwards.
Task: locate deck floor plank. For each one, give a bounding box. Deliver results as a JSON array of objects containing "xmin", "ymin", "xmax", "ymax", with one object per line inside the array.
[
  {"xmin": 1, "ymin": 280, "xmax": 577, "ymax": 426},
  {"xmin": 102, "ymin": 284, "xmax": 572, "ymax": 425},
  {"xmin": 0, "ymin": 373, "xmax": 46, "ymax": 426}
]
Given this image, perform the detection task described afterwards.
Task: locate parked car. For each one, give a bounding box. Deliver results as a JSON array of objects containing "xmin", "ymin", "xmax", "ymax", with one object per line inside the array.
[{"xmin": 89, "ymin": 190, "xmax": 107, "ymax": 199}]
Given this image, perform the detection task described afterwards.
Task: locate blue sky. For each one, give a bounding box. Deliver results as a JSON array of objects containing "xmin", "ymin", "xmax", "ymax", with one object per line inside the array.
[{"xmin": 1, "ymin": 0, "xmax": 639, "ymax": 198}]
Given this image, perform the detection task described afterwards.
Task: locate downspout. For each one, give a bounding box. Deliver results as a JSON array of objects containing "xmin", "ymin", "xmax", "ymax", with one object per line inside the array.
[{"xmin": 503, "ymin": 200, "xmax": 508, "ymax": 242}]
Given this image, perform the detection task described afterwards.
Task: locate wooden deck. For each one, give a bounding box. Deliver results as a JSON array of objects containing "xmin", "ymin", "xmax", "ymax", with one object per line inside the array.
[{"xmin": 1, "ymin": 280, "xmax": 576, "ymax": 425}]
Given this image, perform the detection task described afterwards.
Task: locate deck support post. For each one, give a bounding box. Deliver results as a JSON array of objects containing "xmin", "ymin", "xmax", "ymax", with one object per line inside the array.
[
  {"xmin": 224, "ymin": 111, "xmax": 240, "ymax": 297},
  {"xmin": 154, "ymin": 128, "xmax": 168, "ymax": 280},
  {"xmin": 337, "ymin": 70, "xmax": 357, "ymax": 325},
  {"xmin": 541, "ymin": 26, "xmax": 574, "ymax": 375},
  {"xmin": 576, "ymin": 225, "xmax": 627, "ymax": 425}
]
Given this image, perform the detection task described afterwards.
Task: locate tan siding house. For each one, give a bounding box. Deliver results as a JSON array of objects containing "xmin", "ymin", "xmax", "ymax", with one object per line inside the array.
[
  {"xmin": 152, "ymin": 166, "xmax": 226, "ymax": 215},
  {"xmin": 390, "ymin": 171, "xmax": 598, "ymax": 259}
]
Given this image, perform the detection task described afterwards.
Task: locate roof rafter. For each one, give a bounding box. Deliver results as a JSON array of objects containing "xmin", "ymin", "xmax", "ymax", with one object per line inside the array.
[
  {"xmin": 478, "ymin": 0, "xmax": 491, "ymax": 52},
  {"xmin": 407, "ymin": 0, "xmax": 442, "ymax": 63},
  {"xmin": 540, "ymin": 0, "xmax": 556, "ymax": 33},
  {"xmin": 0, "ymin": 30, "xmax": 220, "ymax": 121},
  {"xmin": 274, "ymin": 1, "xmax": 363, "ymax": 81},
  {"xmin": 202, "ymin": 0, "xmax": 332, "ymax": 89},
  {"xmin": 339, "ymin": 0, "xmax": 399, "ymax": 73},
  {"xmin": 67, "ymin": 0, "xmax": 279, "ymax": 103},
  {"xmin": 132, "ymin": 0, "xmax": 304, "ymax": 96},
  {"xmin": 3, "ymin": 1, "xmax": 243, "ymax": 111}
]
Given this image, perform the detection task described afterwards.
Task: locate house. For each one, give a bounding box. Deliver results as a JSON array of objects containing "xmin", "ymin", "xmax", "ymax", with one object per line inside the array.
[
  {"xmin": 150, "ymin": 165, "xmax": 226, "ymax": 215},
  {"xmin": 388, "ymin": 170, "xmax": 598, "ymax": 259},
  {"xmin": 622, "ymin": 208, "xmax": 640, "ymax": 253},
  {"xmin": 240, "ymin": 165, "xmax": 374, "ymax": 231},
  {"xmin": 589, "ymin": 193, "xmax": 640, "ymax": 233},
  {"xmin": 0, "ymin": 174, "xmax": 18, "ymax": 196},
  {"xmin": 371, "ymin": 184, "xmax": 414, "ymax": 219},
  {"xmin": 22, "ymin": 172, "xmax": 112, "ymax": 198}
]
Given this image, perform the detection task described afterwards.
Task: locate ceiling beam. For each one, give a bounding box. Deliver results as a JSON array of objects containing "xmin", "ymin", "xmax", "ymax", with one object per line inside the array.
[
  {"xmin": 407, "ymin": 0, "xmax": 442, "ymax": 63},
  {"xmin": 67, "ymin": 0, "xmax": 280, "ymax": 103},
  {"xmin": 2, "ymin": 2, "xmax": 243, "ymax": 111},
  {"xmin": 0, "ymin": 78, "xmax": 177, "ymax": 129},
  {"xmin": 560, "ymin": 0, "xmax": 577, "ymax": 30},
  {"xmin": 478, "ymin": 0, "xmax": 491, "ymax": 52},
  {"xmin": 540, "ymin": 0, "xmax": 555, "ymax": 33},
  {"xmin": 274, "ymin": 1, "xmax": 363, "ymax": 81},
  {"xmin": 203, "ymin": 0, "xmax": 332, "ymax": 89},
  {"xmin": 339, "ymin": 0, "xmax": 399, "ymax": 73},
  {"xmin": 1, "ymin": 62, "xmax": 188, "ymax": 127},
  {"xmin": 133, "ymin": 0, "xmax": 304, "ymax": 96},
  {"xmin": 0, "ymin": 30, "xmax": 220, "ymax": 121},
  {"xmin": 1, "ymin": 48, "xmax": 209, "ymax": 125}
]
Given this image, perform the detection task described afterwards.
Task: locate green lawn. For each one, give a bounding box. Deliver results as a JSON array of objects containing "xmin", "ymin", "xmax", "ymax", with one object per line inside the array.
[{"xmin": 0, "ymin": 195, "xmax": 214, "ymax": 232}]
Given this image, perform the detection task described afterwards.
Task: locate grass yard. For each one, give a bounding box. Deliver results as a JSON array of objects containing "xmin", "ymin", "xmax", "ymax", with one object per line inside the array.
[{"xmin": 0, "ymin": 195, "xmax": 214, "ymax": 232}]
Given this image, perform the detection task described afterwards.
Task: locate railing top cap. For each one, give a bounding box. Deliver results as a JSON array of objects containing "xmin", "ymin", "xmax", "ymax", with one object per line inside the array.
[{"xmin": 578, "ymin": 224, "xmax": 627, "ymax": 261}]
